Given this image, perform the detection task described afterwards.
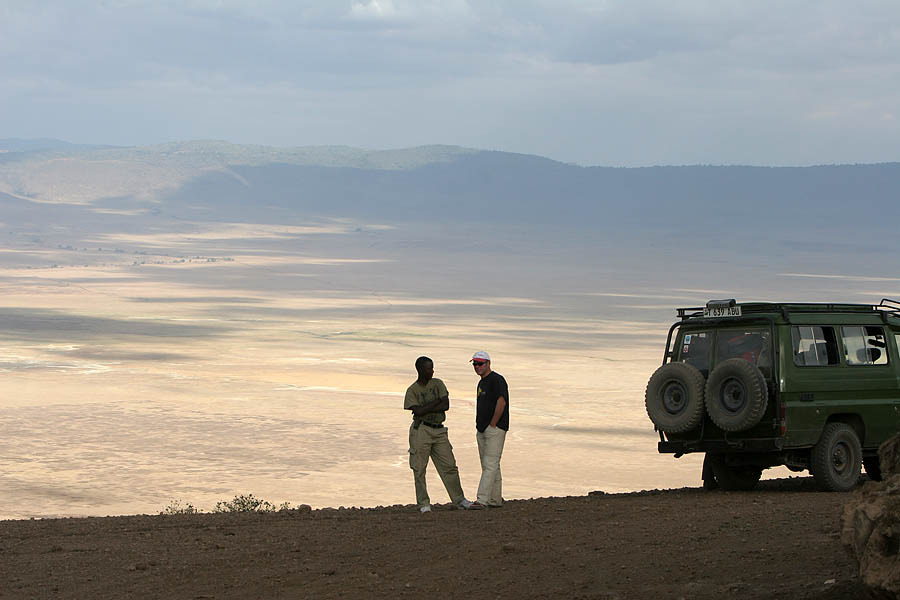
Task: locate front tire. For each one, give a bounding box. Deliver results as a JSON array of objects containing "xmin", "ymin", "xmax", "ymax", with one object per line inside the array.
[
  {"xmin": 645, "ymin": 362, "xmax": 706, "ymax": 433},
  {"xmin": 811, "ymin": 423, "xmax": 862, "ymax": 492}
]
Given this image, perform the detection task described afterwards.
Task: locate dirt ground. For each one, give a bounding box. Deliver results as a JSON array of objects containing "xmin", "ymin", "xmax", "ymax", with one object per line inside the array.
[{"xmin": 0, "ymin": 478, "xmax": 874, "ymax": 600}]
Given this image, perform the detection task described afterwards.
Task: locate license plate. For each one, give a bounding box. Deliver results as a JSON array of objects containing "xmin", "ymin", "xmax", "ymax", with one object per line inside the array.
[{"xmin": 704, "ymin": 305, "xmax": 742, "ymax": 318}]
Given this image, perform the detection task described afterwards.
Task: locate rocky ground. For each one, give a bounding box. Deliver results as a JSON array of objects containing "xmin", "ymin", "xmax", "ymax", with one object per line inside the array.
[{"xmin": 0, "ymin": 478, "xmax": 873, "ymax": 600}]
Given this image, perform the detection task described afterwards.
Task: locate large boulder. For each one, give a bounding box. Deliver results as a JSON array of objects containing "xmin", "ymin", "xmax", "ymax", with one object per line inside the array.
[{"xmin": 842, "ymin": 435, "xmax": 900, "ymax": 598}]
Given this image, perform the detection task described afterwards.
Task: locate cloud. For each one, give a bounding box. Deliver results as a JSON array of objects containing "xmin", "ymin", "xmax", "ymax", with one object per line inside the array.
[
  {"xmin": 2, "ymin": 1, "xmax": 900, "ymax": 165},
  {"xmin": 349, "ymin": 0, "xmax": 399, "ymax": 20}
]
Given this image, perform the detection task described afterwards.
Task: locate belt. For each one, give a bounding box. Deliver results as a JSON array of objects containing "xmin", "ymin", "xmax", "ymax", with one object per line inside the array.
[{"xmin": 418, "ymin": 421, "xmax": 444, "ymax": 428}]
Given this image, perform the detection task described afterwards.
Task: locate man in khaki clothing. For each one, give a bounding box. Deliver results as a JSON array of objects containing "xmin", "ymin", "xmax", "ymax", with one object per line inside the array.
[{"xmin": 404, "ymin": 356, "xmax": 475, "ymax": 512}]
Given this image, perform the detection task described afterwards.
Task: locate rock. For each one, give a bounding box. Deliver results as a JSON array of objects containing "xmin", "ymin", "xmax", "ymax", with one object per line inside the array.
[{"xmin": 842, "ymin": 434, "xmax": 900, "ymax": 599}]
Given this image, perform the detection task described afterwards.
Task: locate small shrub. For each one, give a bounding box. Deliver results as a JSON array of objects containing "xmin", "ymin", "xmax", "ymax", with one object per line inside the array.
[
  {"xmin": 161, "ymin": 494, "xmax": 295, "ymax": 515},
  {"xmin": 214, "ymin": 494, "xmax": 282, "ymax": 513},
  {"xmin": 160, "ymin": 499, "xmax": 200, "ymax": 515}
]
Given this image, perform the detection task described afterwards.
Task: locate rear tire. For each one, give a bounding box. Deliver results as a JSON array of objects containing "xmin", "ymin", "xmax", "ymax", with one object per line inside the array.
[
  {"xmin": 707, "ymin": 454, "xmax": 762, "ymax": 491},
  {"xmin": 705, "ymin": 358, "xmax": 768, "ymax": 432},
  {"xmin": 645, "ymin": 362, "xmax": 706, "ymax": 433},
  {"xmin": 811, "ymin": 423, "xmax": 862, "ymax": 492}
]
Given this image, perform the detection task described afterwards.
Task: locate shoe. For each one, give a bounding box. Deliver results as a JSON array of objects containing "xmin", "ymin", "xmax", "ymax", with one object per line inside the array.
[
  {"xmin": 419, "ymin": 505, "xmax": 432, "ymax": 513},
  {"xmin": 457, "ymin": 499, "xmax": 474, "ymax": 510},
  {"xmin": 468, "ymin": 501, "xmax": 486, "ymax": 510}
]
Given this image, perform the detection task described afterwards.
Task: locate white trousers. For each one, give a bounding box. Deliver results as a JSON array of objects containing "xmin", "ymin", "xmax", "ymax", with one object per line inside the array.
[{"xmin": 475, "ymin": 426, "xmax": 507, "ymax": 506}]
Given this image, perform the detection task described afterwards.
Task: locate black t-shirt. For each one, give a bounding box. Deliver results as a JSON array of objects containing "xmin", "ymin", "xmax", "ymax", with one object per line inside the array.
[{"xmin": 476, "ymin": 371, "xmax": 509, "ymax": 432}]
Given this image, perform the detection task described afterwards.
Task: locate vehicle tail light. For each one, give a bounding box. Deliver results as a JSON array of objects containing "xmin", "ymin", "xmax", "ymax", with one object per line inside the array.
[{"xmin": 779, "ymin": 403, "xmax": 787, "ymax": 435}]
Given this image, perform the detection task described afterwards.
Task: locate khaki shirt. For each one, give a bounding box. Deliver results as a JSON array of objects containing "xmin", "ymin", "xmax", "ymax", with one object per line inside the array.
[{"xmin": 404, "ymin": 378, "xmax": 448, "ymax": 426}]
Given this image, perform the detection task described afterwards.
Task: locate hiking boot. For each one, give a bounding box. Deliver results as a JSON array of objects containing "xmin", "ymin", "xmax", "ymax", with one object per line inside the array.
[
  {"xmin": 419, "ymin": 505, "xmax": 432, "ymax": 513},
  {"xmin": 457, "ymin": 499, "xmax": 474, "ymax": 510}
]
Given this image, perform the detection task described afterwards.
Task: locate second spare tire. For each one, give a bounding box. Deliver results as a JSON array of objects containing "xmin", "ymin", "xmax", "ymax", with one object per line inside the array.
[{"xmin": 705, "ymin": 358, "xmax": 768, "ymax": 432}]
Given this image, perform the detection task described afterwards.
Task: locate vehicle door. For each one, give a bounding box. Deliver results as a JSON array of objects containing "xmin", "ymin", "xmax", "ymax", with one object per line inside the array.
[
  {"xmin": 836, "ymin": 325, "xmax": 900, "ymax": 447},
  {"xmin": 782, "ymin": 325, "xmax": 843, "ymax": 447}
]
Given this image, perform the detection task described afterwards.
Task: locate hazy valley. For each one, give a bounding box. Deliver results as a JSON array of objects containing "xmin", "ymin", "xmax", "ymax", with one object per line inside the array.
[{"xmin": 2, "ymin": 140, "xmax": 899, "ymax": 519}]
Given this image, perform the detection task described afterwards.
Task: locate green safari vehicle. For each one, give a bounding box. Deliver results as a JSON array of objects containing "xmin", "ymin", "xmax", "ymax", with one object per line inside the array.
[{"xmin": 646, "ymin": 299, "xmax": 900, "ymax": 491}]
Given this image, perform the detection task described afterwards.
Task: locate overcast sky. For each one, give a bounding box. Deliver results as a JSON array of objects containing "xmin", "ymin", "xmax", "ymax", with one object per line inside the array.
[{"xmin": 2, "ymin": 0, "xmax": 899, "ymax": 166}]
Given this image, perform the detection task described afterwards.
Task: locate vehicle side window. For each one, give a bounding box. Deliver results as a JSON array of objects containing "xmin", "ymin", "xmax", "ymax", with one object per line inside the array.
[
  {"xmin": 678, "ymin": 331, "xmax": 711, "ymax": 376},
  {"xmin": 792, "ymin": 326, "xmax": 839, "ymax": 366},
  {"xmin": 842, "ymin": 326, "xmax": 888, "ymax": 365}
]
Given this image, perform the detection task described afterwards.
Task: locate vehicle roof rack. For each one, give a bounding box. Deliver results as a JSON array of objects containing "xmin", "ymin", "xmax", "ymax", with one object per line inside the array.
[
  {"xmin": 877, "ymin": 298, "xmax": 900, "ymax": 321},
  {"xmin": 675, "ymin": 299, "xmax": 900, "ymax": 323}
]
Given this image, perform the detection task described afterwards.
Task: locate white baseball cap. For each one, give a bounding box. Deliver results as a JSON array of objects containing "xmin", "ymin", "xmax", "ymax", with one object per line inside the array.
[{"xmin": 470, "ymin": 351, "xmax": 491, "ymax": 362}]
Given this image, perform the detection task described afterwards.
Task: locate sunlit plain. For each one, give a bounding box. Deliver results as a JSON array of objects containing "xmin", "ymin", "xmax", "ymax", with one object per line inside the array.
[{"xmin": 1, "ymin": 215, "xmax": 894, "ymax": 519}]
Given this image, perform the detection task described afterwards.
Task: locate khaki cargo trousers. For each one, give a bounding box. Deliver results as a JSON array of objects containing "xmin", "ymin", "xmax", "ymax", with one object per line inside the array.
[{"xmin": 408, "ymin": 423, "xmax": 465, "ymax": 508}]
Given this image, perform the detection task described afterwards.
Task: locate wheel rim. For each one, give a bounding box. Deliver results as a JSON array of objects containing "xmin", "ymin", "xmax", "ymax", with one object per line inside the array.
[
  {"xmin": 719, "ymin": 377, "xmax": 746, "ymax": 413},
  {"xmin": 832, "ymin": 441, "xmax": 850, "ymax": 475},
  {"xmin": 661, "ymin": 380, "xmax": 687, "ymax": 415}
]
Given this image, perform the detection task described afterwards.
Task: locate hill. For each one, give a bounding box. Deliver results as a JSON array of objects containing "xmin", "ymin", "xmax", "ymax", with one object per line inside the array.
[{"xmin": 2, "ymin": 140, "xmax": 897, "ymax": 238}]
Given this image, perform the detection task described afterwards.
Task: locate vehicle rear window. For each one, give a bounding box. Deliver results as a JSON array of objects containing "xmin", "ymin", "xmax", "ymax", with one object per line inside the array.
[
  {"xmin": 715, "ymin": 329, "xmax": 772, "ymax": 372},
  {"xmin": 792, "ymin": 326, "xmax": 839, "ymax": 366},
  {"xmin": 842, "ymin": 326, "xmax": 888, "ymax": 365},
  {"xmin": 678, "ymin": 331, "xmax": 711, "ymax": 376}
]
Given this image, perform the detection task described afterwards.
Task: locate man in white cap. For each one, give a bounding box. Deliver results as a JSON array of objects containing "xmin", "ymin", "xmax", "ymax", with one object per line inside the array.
[{"xmin": 470, "ymin": 351, "xmax": 509, "ymax": 508}]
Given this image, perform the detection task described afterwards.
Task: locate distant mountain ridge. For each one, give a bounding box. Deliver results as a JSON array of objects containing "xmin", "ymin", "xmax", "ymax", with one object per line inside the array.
[
  {"xmin": 0, "ymin": 138, "xmax": 116, "ymax": 153},
  {"xmin": 1, "ymin": 139, "xmax": 898, "ymax": 237},
  {"xmin": 154, "ymin": 154, "xmax": 900, "ymax": 235},
  {"xmin": 0, "ymin": 138, "xmax": 482, "ymax": 170}
]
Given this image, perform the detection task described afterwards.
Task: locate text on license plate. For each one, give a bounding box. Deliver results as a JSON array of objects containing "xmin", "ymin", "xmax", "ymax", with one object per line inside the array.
[{"xmin": 704, "ymin": 306, "xmax": 742, "ymax": 317}]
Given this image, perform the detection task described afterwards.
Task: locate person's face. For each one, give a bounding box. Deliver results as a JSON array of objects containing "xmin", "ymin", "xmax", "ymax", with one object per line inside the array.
[
  {"xmin": 472, "ymin": 359, "xmax": 489, "ymax": 377},
  {"xmin": 419, "ymin": 361, "xmax": 434, "ymax": 380}
]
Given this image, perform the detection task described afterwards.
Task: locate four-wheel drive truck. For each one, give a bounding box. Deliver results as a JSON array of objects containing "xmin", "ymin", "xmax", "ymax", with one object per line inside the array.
[{"xmin": 646, "ymin": 299, "xmax": 900, "ymax": 491}]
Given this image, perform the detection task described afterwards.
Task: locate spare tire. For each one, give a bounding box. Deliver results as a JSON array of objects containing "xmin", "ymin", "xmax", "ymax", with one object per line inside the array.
[
  {"xmin": 645, "ymin": 362, "xmax": 706, "ymax": 433},
  {"xmin": 705, "ymin": 358, "xmax": 768, "ymax": 432}
]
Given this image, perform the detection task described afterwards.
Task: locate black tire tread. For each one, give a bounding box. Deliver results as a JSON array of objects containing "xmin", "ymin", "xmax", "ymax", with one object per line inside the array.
[
  {"xmin": 645, "ymin": 362, "xmax": 706, "ymax": 433},
  {"xmin": 811, "ymin": 422, "xmax": 862, "ymax": 492},
  {"xmin": 704, "ymin": 358, "xmax": 768, "ymax": 432}
]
